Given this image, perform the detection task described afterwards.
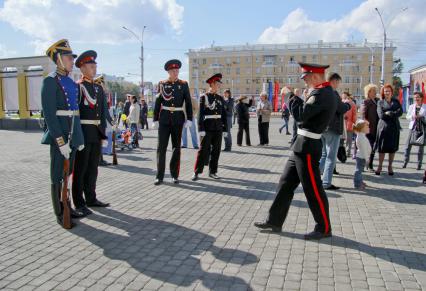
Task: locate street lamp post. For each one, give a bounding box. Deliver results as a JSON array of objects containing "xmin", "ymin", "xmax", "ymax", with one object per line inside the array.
[
  {"xmin": 123, "ymin": 25, "xmax": 147, "ymax": 99},
  {"xmin": 375, "ymin": 7, "xmax": 407, "ymax": 87},
  {"xmin": 364, "ymin": 39, "xmax": 375, "ymax": 84}
]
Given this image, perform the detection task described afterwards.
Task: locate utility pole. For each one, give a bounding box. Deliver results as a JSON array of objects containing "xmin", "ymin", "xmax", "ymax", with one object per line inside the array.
[{"xmin": 123, "ymin": 25, "xmax": 147, "ymax": 100}]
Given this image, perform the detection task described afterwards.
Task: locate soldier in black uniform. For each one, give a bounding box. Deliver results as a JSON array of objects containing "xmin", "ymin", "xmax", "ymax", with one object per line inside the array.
[
  {"xmin": 254, "ymin": 63, "xmax": 338, "ymax": 240},
  {"xmin": 153, "ymin": 59, "xmax": 193, "ymax": 185},
  {"xmin": 191, "ymin": 74, "xmax": 228, "ymax": 181},
  {"xmin": 72, "ymin": 50, "xmax": 110, "ymax": 216}
]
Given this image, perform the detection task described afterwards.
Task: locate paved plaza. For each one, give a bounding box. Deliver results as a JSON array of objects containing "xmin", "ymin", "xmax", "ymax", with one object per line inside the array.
[{"xmin": 0, "ymin": 118, "xmax": 425, "ymax": 291}]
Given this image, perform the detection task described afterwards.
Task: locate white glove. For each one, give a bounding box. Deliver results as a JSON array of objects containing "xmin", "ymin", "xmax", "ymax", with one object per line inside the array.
[
  {"xmin": 199, "ymin": 131, "xmax": 206, "ymax": 137},
  {"xmin": 223, "ymin": 132, "xmax": 228, "ymax": 138},
  {"xmin": 102, "ymin": 139, "xmax": 108, "ymax": 147},
  {"xmin": 152, "ymin": 121, "xmax": 159, "ymax": 129},
  {"xmin": 78, "ymin": 145, "xmax": 85, "ymax": 151},
  {"xmin": 59, "ymin": 143, "xmax": 71, "ymax": 160},
  {"xmin": 185, "ymin": 120, "xmax": 193, "ymax": 128}
]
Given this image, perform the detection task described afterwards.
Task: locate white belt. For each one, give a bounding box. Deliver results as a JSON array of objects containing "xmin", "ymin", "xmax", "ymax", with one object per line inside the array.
[
  {"xmin": 56, "ymin": 110, "xmax": 79, "ymax": 116},
  {"xmin": 298, "ymin": 129, "xmax": 321, "ymax": 140},
  {"xmin": 162, "ymin": 106, "xmax": 184, "ymax": 112},
  {"xmin": 80, "ymin": 119, "xmax": 101, "ymax": 125},
  {"xmin": 204, "ymin": 115, "xmax": 221, "ymax": 119}
]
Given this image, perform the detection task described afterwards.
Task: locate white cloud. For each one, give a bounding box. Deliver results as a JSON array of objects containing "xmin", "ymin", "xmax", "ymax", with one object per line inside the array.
[
  {"xmin": 0, "ymin": 0, "xmax": 184, "ymax": 53},
  {"xmin": 258, "ymin": 0, "xmax": 426, "ymax": 59},
  {"xmin": 0, "ymin": 44, "xmax": 17, "ymax": 58}
]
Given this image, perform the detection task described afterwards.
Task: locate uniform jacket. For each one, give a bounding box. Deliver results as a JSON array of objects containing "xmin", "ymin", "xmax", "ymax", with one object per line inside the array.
[
  {"xmin": 41, "ymin": 72, "xmax": 84, "ymax": 148},
  {"xmin": 290, "ymin": 83, "xmax": 338, "ymax": 155},
  {"xmin": 153, "ymin": 79, "xmax": 193, "ymax": 126},
  {"xmin": 78, "ymin": 79, "xmax": 108, "ymax": 143},
  {"xmin": 198, "ymin": 92, "xmax": 228, "ymax": 132}
]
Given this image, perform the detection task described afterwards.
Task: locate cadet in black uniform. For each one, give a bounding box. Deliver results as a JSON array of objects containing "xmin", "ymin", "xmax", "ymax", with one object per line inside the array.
[
  {"xmin": 191, "ymin": 74, "xmax": 228, "ymax": 181},
  {"xmin": 153, "ymin": 59, "xmax": 193, "ymax": 185},
  {"xmin": 254, "ymin": 63, "xmax": 338, "ymax": 240},
  {"xmin": 72, "ymin": 50, "xmax": 110, "ymax": 216},
  {"xmin": 41, "ymin": 39, "xmax": 85, "ymax": 227}
]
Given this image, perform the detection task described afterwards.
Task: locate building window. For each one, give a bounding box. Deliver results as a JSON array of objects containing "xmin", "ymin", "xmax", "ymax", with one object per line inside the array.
[
  {"xmin": 302, "ymin": 56, "xmax": 307, "ymax": 62},
  {"xmin": 203, "ymin": 59, "xmax": 206, "ymax": 65},
  {"xmin": 236, "ymin": 68, "xmax": 240, "ymax": 75},
  {"xmin": 226, "ymin": 68, "xmax": 231, "ymax": 74},
  {"xmin": 280, "ymin": 57, "xmax": 284, "ymax": 62},
  {"xmin": 202, "ymin": 70, "xmax": 205, "ymax": 75},
  {"xmin": 256, "ymin": 68, "xmax": 260, "ymax": 74},
  {"xmin": 289, "ymin": 56, "xmax": 295, "ymax": 62},
  {"xmin": 226, "ymin": 57, "xmax": 231, "ymax": 64},
  {"xmin": 312, "ymin": 55, "xmax": 317, "ymax": 62},
  {"xmin": 246, "ymin": 57, "xmax": 250, "ymax": 63},
  {"xmin": 256, "ymin": 88, "xmax": 260, "ymax": 94},
  {"xmin": 236, "ymin": 57, "xmax": 240, "ymax": 64},
  {"xmin": 256, "ymin": 57, "xmax": 260, "ymax": 63},
  {"xmin": 246, "ymin": 79, "xmax": 251, "ymax": 84},
  {"xmin": 344, "ymin": 76, "xmax": 350, "ymax": 83},
  {"xmin": 280, "ymin": 67, "xmax": 284, "ymax": 73},
  {"xmin": 193, "ymin": 59, "xmax": 197, "ymax": 64},
  {"xmin": 236, "ymin": 78, "xmax": 240, "ymax": 84}
]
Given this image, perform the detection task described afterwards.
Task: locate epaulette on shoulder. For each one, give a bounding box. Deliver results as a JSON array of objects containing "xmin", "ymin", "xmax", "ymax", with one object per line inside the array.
[{"xmin": 178, "ymin": 79, "xmax": 187, "ymax": 84}]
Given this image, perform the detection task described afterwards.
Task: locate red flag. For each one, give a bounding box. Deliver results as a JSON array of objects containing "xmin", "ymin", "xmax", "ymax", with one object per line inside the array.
[
  {"xmin": 423, "ymin": 82, "xmax": 426, "ymax": 104},
  {"xmin": 273, "ymin": 82, "xmax": 280, "ymax": 112}
]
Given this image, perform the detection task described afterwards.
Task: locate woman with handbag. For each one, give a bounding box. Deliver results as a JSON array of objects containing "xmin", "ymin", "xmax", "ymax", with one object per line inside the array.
[
  {"xmin": 403, "ymin": 92, "xmax": 426, "ymax": 170},
  {"xmin": 374, "ymin": 84, "xmax": 403, "ymax": 176}
]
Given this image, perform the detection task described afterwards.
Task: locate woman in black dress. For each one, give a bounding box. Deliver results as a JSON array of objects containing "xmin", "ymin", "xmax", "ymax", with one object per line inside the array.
[{"xmin": 374, "ymin": 84, "xmax": 402, "ymax": 175}]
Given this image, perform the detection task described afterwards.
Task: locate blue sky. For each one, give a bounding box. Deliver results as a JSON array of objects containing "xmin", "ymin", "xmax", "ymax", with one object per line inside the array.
[{"xmin": 0, "ymin": 0, "xmax": 424, "ymax": 84}]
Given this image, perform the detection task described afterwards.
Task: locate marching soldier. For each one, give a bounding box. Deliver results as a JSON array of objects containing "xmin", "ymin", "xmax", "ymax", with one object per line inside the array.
[
  {"xmin": 72, "ymin": 50, "xmax": 110, "ymax": 216},
  {"xmin": 191, "ymin": 73, "xmax": 228, "ymax": 181},
  {"xmin": 254, "ymin": 63, "xmax": 338, "ymax": 240},
  {"xmin": 41, "ymin": 39, "xmax": 85, "ymax": 227},
  {"xmin": 153, "ymin": 59, "xmax": 193, "ymax": 185}
]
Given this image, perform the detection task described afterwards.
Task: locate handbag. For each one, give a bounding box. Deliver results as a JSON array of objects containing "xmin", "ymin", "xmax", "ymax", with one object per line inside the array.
[
  {"xmin": 337, "ymin": 139, "xmax": 347, "ymax": 163},
  {"xmin": 409, "ymin": 120, "xmax": 425, "ymax": 146}
]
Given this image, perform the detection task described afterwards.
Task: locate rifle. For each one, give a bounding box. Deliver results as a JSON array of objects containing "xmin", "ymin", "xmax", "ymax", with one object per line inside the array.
[
  {"xmin": 112, "ymin": 125, "xmax": 118, "ymax": 165},
  {"xmin": 61, "ymin": 113, "xmax": 76, "ymax": 229}
]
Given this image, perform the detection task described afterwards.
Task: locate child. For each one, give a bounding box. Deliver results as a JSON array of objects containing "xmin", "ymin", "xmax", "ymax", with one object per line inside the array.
[{"xmin": 353, "ymin": 119, "xmax": 371, "ymax": 189}]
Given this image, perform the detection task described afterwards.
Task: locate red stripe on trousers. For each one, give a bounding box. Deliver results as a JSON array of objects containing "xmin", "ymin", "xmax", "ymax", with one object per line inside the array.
[{"xmin": 306, "ymin": 153, "xmax": 330, "ymax": 234}]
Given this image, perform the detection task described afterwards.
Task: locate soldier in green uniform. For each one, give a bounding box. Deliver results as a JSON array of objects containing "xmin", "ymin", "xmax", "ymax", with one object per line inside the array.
[
  {"xmin": 41, "ymin": 39, "xmax": 85, "ymax": 227},
  {"xmin": 72, "ymin": 50, "xmax": 110, "ymax": 216}
]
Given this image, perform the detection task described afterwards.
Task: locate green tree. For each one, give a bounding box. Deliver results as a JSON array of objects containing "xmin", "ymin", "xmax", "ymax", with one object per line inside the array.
[{"xmin": 392, "ymin": 58, "xmax": 403, "ymax": 98}]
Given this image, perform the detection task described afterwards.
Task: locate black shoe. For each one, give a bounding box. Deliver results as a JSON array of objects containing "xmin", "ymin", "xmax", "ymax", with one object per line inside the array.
[
  {"xmin": 333, "ymin": 169, "xmax": 340, "ymax": 175},
  {"xmin": 154, "ymin": 178, "xmax": 163, "ymax": 185},
  {"xmin": 70, "ymin": 207, "xmax": 85, "ymax": 218},
  {"xmin": 172, "ymin": 178, "xmax": 179, "ymax": 184},
  {"xmin": 254, "ymin": 222, "xmax": 282, "ymax": 233},
  {"xmin": 237, "ymin": 144, "xmax": 242, "ymax": 147},
  {"xmin": 223, "ymin": 148, "xmax": 231, "ymax": 152},
  {"xmin": 194, "ymin": 146, "xmax": 199, "ymax": 149},
  {"xmin": 209, "ymin": 173, "xmax": 220, "ymax": 179},
  {"xmin": 417, "ymin": 165, "xmax": 422, "ymax": 170},
  {"xmin": 181, "ymin": 146, "xmax": 187, "ymax": 148},
  {"xmin": 286, "ymin": 132, "xmax": 291, "ymax": 135},
  {"xmin": 257, "ymin": 144, "xmax": 264, "ymax": 146},
  {"xmin": 304, "ymin": 231, "xmax": 332, "ymax": 240},
  {"xmin": 191, "ymin": 173, "xmax": 199, "ymax": 181},
  {"xmin": 76, "ymin": 206, "xmax": 93, "ymax": 216},
  {"xmin": 279, "ymin": 128, "xmax": 282, "ymax": 134},
  {"xmin": 402, "ymin": 162, "xmax": 407, "ymax": 169},
  {"xmin": 325, "ymin": 184, "xmax": 340, "ymax": 190},
  {"xmin": 87, "ymin": 200, "xmax": 110, "ymax": 207},
  {"xmin": 99, "ymin": 160, "xmax": 111, "ymax": 167}
]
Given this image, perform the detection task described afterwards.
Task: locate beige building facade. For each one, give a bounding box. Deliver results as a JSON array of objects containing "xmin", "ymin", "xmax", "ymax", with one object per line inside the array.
[{"xmin": 187, "ymin": 41, "xmax": 395, "ymax": 98}]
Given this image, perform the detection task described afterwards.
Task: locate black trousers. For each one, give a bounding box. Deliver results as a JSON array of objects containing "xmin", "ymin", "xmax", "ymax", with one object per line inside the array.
[
  {"xmin": 237, "ymin": 122, "xmax": 251, "ymax": 146},
  {"xmin": 267, "ymin": 151, "xmax": 331, "ymax": 234},
  {"xmin": 156, "ymin": 123, "xmax": 183, "ymax": 180},
  {"xmin": 141, "ymin": 116, "xmax": 149, "ymax": 129},
  {"xmin": 72, "ymin": 142, "xmax": 101, "ymax": 208},
  {"xmin": 194, "ymin": 131, "xmax": 222, "ymax": 174},
  {"xmin": 258, "ymin": 121, "xmax": 270, "ymax": 145}
]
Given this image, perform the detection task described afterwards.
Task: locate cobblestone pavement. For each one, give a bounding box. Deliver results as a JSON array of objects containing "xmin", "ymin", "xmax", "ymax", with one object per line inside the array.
[{"xmin": 0, "ymin": 118, "xmax": 425, "ymax": 291}]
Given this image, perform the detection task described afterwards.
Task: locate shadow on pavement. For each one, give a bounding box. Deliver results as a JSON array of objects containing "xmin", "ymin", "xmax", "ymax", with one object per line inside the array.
[
  {"xmin": 219, "ymin": 165, "xmax": 281, "ymax": 175},
  {"xmin": 275, "ymin": 231, "xmax": 426, "ymax": 272},
  {"xmin": 74, "ymin": 208, "xmax": 257, "ymax": 290},
  {"xmin": 338, "ymin": 186, "xmax": 426, "ymax": 205}
]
